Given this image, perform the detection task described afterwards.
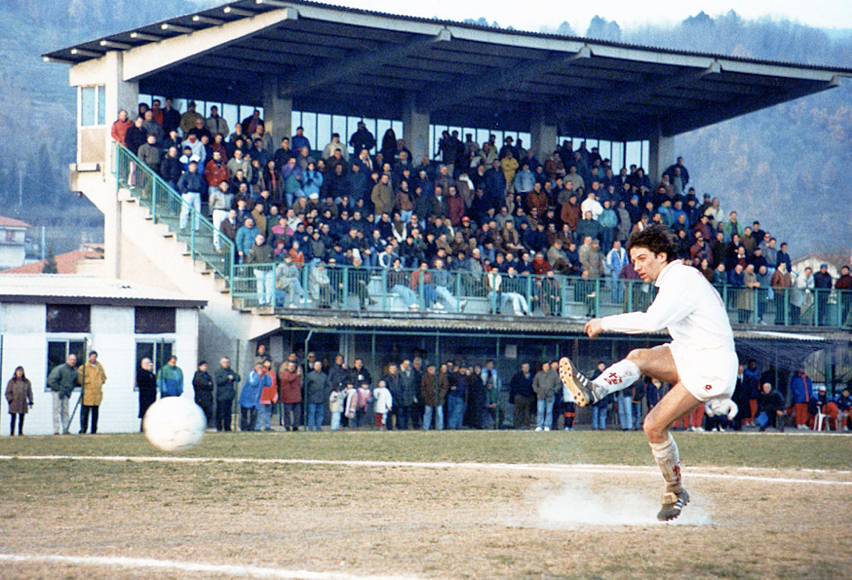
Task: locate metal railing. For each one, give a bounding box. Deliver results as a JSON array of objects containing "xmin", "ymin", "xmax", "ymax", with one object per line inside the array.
[
  {"xmin": 113, "ymin": 142, "xmax": 235, "ymax": 286},
  {"xmin": 231, "ymin": 263, "xmax": 852, "ymax": 329}
]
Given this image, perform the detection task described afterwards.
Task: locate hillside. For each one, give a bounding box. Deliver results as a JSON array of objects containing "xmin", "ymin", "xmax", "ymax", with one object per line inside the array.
[{"xmin": 1, "ymin": 2, "xmax": 850, "ymax": 257}]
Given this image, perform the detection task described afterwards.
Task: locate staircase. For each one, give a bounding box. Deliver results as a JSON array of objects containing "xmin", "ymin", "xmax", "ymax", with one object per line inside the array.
[{"xmin": 69, "ymin": 143, "xmax": 279, "ymax": 367}]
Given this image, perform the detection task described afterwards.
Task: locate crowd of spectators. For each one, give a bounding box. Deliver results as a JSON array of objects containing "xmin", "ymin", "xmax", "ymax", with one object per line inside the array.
[
  {"xmin": 165, "ymin": 346, "xmax": 852, "ymax": 433},
  {"xmin": 112, "ymin": 99, "xmax": 852, "ymax": 321}
]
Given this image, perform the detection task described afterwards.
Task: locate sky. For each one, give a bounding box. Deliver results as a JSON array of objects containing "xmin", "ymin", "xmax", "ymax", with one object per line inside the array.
[{"xmin": 310, "ymin": 0, "xmax": 852, "ymax": 34}]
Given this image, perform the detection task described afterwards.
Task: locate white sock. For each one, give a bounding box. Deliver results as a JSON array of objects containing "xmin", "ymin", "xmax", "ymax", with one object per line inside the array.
[
  {"xmin": 649, "ymin": 433, "xmax": 683, "ymax": 493},
  {"xmin": 591, "ymin": 359, "xmax": 641, "ymax": 397}
]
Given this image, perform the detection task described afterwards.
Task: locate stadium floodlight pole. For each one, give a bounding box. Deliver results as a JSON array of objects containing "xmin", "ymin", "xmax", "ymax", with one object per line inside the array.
[{"xmin": 65, "ymin": 337, "xmax": 89, "ymax": 434}]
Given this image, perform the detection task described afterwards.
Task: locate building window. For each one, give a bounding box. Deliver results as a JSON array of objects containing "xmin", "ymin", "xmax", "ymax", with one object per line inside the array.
[
  {"xmin": 80, "ymin": 85, "xmax": 106, "ymax": 127},
  {"xmin": 46, "ymin": 304, "xmax": 91, "ymax": 333},
  {"xmin": 135, "ymin": 307, "xmax": 176, "ymax": 334},
  {"xmin": 46, "ymin": 339, "xmax": 88, "ymax": 393},
  {"xmin": 135, "ymin": 341, "xmax": 174, "ymax": 390}
]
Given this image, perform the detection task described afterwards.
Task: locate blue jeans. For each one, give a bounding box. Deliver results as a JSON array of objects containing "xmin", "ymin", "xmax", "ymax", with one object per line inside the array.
[
  {"xmin": 307, "ymin": 402, "xmax": 324, "ymax": 431},
  {"xmin": 536, "ymin": 395, "xmax": 554, "ymax": 429},
  {"xmin": 179, "ymin": 192, "xmax": 201, "ymax": 230},
  {"xmin": 423, "ymin": 405, "xmax": 444, "ymax": 430},
  {"xmin": 617, "ymin": 392, "xmax": 633, "ymax": 430},
  {"xmin": 592, "ymin": 404, "xmax": 608, "ymax": 430},
  {"xmin": 632, "ymin": 402, "xmax": 643, "ymax": 429},
  {"xmin": 331, "ymin": 411, "xmax": 341, "ymax": 430},
  {"xmin": 259, "ymin": 403, "xmax": 273, "ymax": 430},
  {"xmin": 447, "ymin": 394, "xmax": 465, "ymax": 429},
  {"xmin": 392, "ymin": 285, "xmax": 418, "ymax": 308}
]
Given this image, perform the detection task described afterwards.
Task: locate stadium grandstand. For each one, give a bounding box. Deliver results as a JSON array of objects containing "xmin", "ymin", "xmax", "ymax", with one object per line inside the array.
[{"xmin": 40, "ymin": 0, "xmax": 852, "ymax": 431}]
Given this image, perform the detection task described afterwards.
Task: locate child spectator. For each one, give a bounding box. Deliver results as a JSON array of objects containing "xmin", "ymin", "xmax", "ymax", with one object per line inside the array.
[
  {"xmin": 258, "ymin": 360, "xmax": 279, "ymax": 431},
  {"xmin": 329, "ymin": 385, "xmax": 345, "ymax": 430},
  {"xmin": 373, "ymin": 380, "xmax": 393, "ymax": 429}
]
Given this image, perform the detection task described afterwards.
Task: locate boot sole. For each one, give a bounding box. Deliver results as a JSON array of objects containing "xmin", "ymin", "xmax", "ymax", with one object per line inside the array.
[
  {"xmin": 558, "ymin": 357, "xmax": 590, "ymax": 407},
  {"xmin": 657, "ymin": 491, "xmax": 690, "ymax": 521}
]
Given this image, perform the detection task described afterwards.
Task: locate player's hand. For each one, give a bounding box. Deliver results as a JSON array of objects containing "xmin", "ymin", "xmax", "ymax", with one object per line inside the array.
[{"xmin": 584, "ymin": 318, "xmax": 604, "ymax": 338}]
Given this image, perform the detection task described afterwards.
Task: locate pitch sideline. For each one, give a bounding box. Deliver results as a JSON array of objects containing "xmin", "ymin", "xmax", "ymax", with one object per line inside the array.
[
  {"xmin": 1, "ymin": 454, "xmax": 850, "ymax": 486},
  {"xmin": 0, "ymin": 554, "xmax": 424, "ymax": 580}
]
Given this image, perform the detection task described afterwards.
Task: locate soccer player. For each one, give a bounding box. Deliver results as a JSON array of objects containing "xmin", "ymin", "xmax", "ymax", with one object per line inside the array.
[{"xmin": 559, "ymin": 224, "xmax": 738, "ymax": 521}]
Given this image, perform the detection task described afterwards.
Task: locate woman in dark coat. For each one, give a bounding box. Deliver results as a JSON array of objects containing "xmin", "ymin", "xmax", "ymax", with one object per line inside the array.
[
  {"xmin": 5, "ymin": 366, "xmax": 33, "ymax": 436},
  {"xmin": 192, "ymin": 361, "xmax": 215, "ymax": 428},
  {"xmin": 137, "ymin": 357, "xmax": 157, "ymax": 431}
]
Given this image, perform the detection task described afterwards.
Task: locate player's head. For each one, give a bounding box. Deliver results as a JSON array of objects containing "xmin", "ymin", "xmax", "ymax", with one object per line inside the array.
[{"xmin": 627, "ymin": 224, "xmax": 678, "ymax": 282}]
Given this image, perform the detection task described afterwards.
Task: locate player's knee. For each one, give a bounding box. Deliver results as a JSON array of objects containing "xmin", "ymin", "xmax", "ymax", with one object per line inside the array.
[
  {"xmin": 627, "ymin": 349, "xmax": 650, "ymax": 370},
  {"xmin": 643, "ymin": 414, "xmax": 664, "ymax": 441}
]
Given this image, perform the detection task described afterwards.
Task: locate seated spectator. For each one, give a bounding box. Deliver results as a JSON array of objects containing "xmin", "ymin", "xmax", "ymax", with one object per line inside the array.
[{"xmin": 756, "ymin": 382, "xmax": 786, "ymax": 432}]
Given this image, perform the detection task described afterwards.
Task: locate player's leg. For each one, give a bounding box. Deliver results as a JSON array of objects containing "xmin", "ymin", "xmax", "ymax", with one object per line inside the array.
[
  {"xmin": 559, "ymin": 345, "xmax": 678, "ymax": 407},
  {"xmin": 643, "ymin": 382, "xmax": 704, "ymax": 521}
]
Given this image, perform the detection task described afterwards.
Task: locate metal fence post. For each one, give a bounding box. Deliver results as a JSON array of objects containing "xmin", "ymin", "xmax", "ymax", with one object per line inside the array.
[
  {"xmin": 151, "ymin": 180, "xmax": 157, "ymax": 224},
  {"xmin": 594, "ymin": 278, "xmax": 600, "ymax": 318},
  {"xmin": 626, "ymin": 280, "xmax": 633, "ymax": 313}
]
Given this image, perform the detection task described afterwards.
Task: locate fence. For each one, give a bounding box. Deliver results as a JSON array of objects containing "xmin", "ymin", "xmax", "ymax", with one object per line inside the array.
[
  {"xmin": 232, "ymin": 263, "xmax": 852, "ymax": 328},
  {"xmin": 113, "ymin": 142, "xmax": 234, "ymax": 284}
]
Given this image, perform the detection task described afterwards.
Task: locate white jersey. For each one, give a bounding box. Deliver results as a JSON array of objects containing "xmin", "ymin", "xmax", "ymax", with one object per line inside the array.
[{"xmin": 600, "ymin": 260, "xmax": 738, "ymax": 401}]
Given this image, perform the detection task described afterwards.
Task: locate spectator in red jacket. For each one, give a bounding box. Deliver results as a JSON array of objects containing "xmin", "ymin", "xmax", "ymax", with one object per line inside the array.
[{"xmin": 111, "ymin": 109, "xmax": 132, "ymax": 145}]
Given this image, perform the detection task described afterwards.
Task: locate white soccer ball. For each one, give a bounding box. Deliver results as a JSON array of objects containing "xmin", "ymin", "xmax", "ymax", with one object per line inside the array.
[{"xmin": 143, "ymin": 396, "xmax": 207, "ymax": 452}]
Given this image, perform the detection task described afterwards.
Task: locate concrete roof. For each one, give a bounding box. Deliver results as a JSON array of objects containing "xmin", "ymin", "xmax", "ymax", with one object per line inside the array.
[
  {"xmin": 0, "ymin": 275, "xmax": 207, "ymax": 308},
  {"xmin": 43, "ymin": 0, "xmax": 852, "ymax": 141}
]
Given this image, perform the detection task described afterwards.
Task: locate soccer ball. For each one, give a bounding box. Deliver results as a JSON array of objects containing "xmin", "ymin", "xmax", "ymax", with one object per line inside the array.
[{"xmin": 143, "ymin": 397, "xmax": 207, "ymax": 452}]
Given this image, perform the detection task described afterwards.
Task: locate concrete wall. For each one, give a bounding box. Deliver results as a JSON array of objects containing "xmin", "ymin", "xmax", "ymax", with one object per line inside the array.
[{"xmin": 0, "ymin": 302, "xmax": 199, "ymax": 436}]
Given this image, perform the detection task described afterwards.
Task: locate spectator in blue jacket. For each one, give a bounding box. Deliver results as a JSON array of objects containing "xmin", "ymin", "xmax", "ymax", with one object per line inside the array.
[
  {"xmin": 238, "ymin": 362, "xmax": 270, "ymax": 431},
  {"xmin": 176, "ymin": 160, "xmax": 204, "ymax": 231},
  {"xmin": 157, "ymin": 356, "xmax": 183, "ymax": 398},
  {"xmin": 789, "ymin": 366, "xmax": 813, "ymax": 429},
  {"xmin": 235, "ymin": 217, "xmax": 262, "ymax": 263}
]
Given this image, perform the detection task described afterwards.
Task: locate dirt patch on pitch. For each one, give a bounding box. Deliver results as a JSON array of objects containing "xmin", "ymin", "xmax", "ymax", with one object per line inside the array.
[{"xmin": 0, "ymin": 460, "xmax": 850, "ymax": 580}]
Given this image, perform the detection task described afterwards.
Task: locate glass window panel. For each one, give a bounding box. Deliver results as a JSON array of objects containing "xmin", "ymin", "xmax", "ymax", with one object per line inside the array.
[
  {"xmin": 81, "ymin": 86, "xmax": 96, "ymax": 126},
  {"xmin": 46, "ymin": 305, "xmax": 91, "ymax": 333},
  {"xmin": 97, "ymin": 86, "xmax": 106, "ymax": 125},
  {"xmin": 222, "ymin": 104, "xmax": 239, "ymax": 135},
  {"xmin": 135, "ymin": 307, "xmax": 177, "ymax": 334}
]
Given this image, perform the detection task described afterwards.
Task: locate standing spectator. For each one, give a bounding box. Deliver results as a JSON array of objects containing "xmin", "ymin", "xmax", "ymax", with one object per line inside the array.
[
  {"xmin": 791, "ymin": 267, "xmax": 814, "ymax": 325},
  {"xmin": 157, "ymin": 355, "xmax": 183, "ymax": 398},
  {"xmin": 278, "ymin": 361, "xmax": 302, "ymax": 432},
  {"xmin": 373, "ymin": 379, "xmax": 393, "ymax": 429},
  {"xmin": 192, "ymin": 361, "xmax": 214, "ymax": 429},
  {"xmin": 77, "ymin": 351, "xmax": 107, "ymax": 435},
  {"xmin": 813, "ymin": 264, "xmax": 833, "ymax": 326},
  {"xmin": 179, "ymin": 101, "xmax": 204, "ymax": 136},
  {"xmin": 396, "ymin": 359, "xmax": 418, "ymax": 430},
  {"xmin": 329, "ymin": 385, "xmax": 345, "ymax": 430},
  {"xmin": 349, "ymin": 121, "xmax": 376, "ymax": 156},
  {"xmin": 176, "ymin": 160, "xmax": 204, "ymax": 232},
  {"xmin": 238, "ymin": 362, "xmax": 267, "ymax": 431},
  {"xmin": 480, "ymin": 360, "xmax": 506, "ymax": 428},
  {"xmin": 445, "ymin": 363, "xmax": 466, "ymax": 430},
  {"xmin": 742, "ymin": 360, "xmax": 760, "ymax": 427},
  {"xmin": 258, "ymin": 360, "xmax": 279, "ymax": 431},
  {"xmin": 770, "ymin": 262, "xmax": 792, "ymax": 324},
  {"xmin": 421, "ymin": 363, "xmax": 447, "ymax": 430},
  {"xmin": 161, "ymin": 98, "xmax": 181, "ymax": 135},
  {"xmin": 214, "ymin": 358, "xmax": 240, "ymax": 432},
  {"xmin": 305, "ymin": 361, "xmax": 328, "ymax": 431},
  {"xmin": 790, "ymin": 365, "xmax": 813, "ymax": 429},
  {"xmin": 205, "ymin": 105, "xmax": 229, "ymax": 138},
  {"xmin": 509, "ymin": 362, "xmax": 535, "ymax": 429},
  {"xmin": 532, "ymin": 362, "xmax": 557, "ymax": 431},
  {"xmin": 47, "ymin": 354, "xmax": 77, "ymax": 435},
  {"xmin": 630, "ymin": 378, "xmax": 645, "ymax": 430},
  {"xmin": 616, "ymin": 376, "xmax": 637, "ymax": 431},
  {"xmin": 111, "ymin": 109, "xmax": 132, "ymax": 146},
  {"xmin": 204, "ymin": 150, "xmax": 230, "ymax": 200},
  {"xmin": 590, "ymin": 361, "xmax": 609, "ymax": 430},
  {"xmin": 136, "ymin": 358, "xmax": 157, "ymax": 431},
  {"xmin": 836, "ymin": 265, "xmax": 852, "ymax": 325},
  {"xmin": 5, "ymin": 366, "xmax": 33, "ymax": 436}
]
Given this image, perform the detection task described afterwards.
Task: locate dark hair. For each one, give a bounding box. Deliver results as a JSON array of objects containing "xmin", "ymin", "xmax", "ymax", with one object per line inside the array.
[
  {"xmin": 13, "ymin": 366, "xmax": 26, "ymax": 381},
  {"xmin": 627, "ymin": 224, "xmax": 678, "ymax": 263}
]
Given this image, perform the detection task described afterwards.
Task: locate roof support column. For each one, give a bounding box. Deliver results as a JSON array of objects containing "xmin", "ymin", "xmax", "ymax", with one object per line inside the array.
[
  {"xmin": 648, "ymin": 122, "xmax": 675, "ymax": 184},
  {"xmin": 530, "ymin": 109, "xmax": 558, "ymax": 166},
  {"xmin": 263, "ymin": 75, "xmax": 292, "ymax": 146},
  {"xmin": 402, "ymin": 92, "xmax": 430, "ymax": 164}
]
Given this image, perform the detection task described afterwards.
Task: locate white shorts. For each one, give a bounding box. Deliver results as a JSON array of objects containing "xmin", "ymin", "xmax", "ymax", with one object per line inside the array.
[{"xmin": 666, "ymin": 342, "xmax": 738, "ymax": 403}]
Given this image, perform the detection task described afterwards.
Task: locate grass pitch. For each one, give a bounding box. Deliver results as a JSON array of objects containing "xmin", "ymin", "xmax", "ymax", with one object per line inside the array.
[{"xmin": 1, "ymin": 430, "xmax": 850, "ymax": 580}]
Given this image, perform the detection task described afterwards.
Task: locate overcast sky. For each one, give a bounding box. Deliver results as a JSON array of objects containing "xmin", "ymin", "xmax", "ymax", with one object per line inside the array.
[{"xmin": 314, "ymin": 1, "xmax": 852, "ymax": 34}]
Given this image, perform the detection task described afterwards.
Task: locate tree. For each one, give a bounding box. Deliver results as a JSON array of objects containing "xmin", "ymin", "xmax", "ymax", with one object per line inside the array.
[{"xmin": 42, "ymin": 253, "xmax": 58, "ymax": 274}]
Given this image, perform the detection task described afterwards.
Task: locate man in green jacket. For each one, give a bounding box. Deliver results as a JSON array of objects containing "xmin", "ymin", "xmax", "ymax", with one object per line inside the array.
[
  {"xmin": 47, "ymin": 354, "xmax": 78, "ymax": 435},
  {"xmin": 157, "ymin": 355, "xmax": 184, "ymax": 398}
]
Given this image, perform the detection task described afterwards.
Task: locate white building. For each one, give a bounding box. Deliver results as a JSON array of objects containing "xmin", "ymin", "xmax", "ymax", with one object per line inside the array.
[
  {"xmin": 0, "ymin": 275, "xmax": 206, "ymax": 436},
  {"xmin": 0, "ymin": 216, "xmax": 30, "ymax": 270}
]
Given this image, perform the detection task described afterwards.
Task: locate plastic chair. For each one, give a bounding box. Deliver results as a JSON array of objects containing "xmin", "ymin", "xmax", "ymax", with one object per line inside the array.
[{"xmin": 814, "ymin": 410, "xmax": 831, "ymax": 432}]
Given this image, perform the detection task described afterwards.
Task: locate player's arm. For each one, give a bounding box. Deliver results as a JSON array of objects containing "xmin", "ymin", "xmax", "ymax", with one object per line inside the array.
[{"xmin": 595, "ymin": 282, "xmax": 695, "ymax": 335}]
